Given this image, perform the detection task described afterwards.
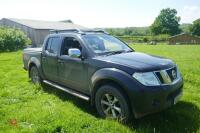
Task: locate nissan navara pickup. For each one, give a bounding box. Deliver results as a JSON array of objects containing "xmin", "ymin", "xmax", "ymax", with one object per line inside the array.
[{"xmin": 23, "ymin": 29, "xmax": 183, "ymax": 122}]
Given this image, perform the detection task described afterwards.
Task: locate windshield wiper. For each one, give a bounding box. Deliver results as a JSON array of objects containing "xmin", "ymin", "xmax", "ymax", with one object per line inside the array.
[
  {"xmin": 124, "ymin": 50, "xmax": 133, "ymax": 53},
  {"xmin": 105, "ymin": 50, "xmax": 132, "ymax": 56}
]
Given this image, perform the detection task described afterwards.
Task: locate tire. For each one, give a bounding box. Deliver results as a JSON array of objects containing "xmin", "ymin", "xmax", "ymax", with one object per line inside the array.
[
  {"xmin": 95, "ymin": 84, "xmax": 131, "ymax": 122},
  {"xmin": 30, "ymin": 66, "xmax": 42, "ymax": 84}
]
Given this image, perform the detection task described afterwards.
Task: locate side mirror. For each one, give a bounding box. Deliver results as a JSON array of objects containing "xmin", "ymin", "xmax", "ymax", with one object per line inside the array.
[{"xmin": 68, "ymin": 48, "xmax": 81, "ymax": 58}]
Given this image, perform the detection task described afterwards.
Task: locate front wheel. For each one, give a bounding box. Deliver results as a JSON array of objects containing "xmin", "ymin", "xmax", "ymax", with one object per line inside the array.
[
  {"xmin": 95, "ymin": 84, "xmax": 131, "ymax": 122},
  {"xmin": 30, "ymin": 66, "xmax": 41, "ymax": 84}
]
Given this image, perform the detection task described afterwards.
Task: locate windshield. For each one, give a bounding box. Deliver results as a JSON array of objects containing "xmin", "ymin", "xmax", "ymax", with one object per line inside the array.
[{"xmin": 82, "ymin": 34, "xmax": 132, "ymax": 55}]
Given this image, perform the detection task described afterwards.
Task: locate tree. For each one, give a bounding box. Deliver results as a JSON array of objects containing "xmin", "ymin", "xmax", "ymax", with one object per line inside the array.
[
  {"xmin": 190, "ymin": 18, "xmax": 200, "ymax": 36},
  {"xmin": 150, "ymin": 8, "xmax": 181, "ymax": 35},
  {"xmin": 180, "ymin": 23, "xmax": 192, "ymax": 34}
]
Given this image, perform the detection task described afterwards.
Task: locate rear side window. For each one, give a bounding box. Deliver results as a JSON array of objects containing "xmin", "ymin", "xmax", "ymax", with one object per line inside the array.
[
  {"xmin": 51, "ymin": 38, "xmax": 60, "ymax": 54},
  {"xmin": 46, "ymin": 38, "xmax": 52, "ymax": 51},
  {"xmin": 46, "ymin": 37, "xmax": 60, "ymax": 55}
]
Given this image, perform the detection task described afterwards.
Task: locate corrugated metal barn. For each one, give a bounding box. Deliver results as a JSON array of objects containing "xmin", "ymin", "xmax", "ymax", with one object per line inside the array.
[
  {"xmin": 169, "ymin": 33, "xmax": 200, "ymax": 45},
  {"xmin": 0, "ymin": 18, "xmax": 86, "ymax": 47}
]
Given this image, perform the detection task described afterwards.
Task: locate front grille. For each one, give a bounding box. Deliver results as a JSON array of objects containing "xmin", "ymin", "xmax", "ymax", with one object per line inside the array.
[
  {"xmin": 155, "ymin": 72, "xmax": 164, "ymax": 84},
  {"xmin": 166, "ymin": 67, "xmax": 177, "ymax": 82},
  {"xmin": 155, "ymin": 67, "xmax": 178, "ymax": 85}
]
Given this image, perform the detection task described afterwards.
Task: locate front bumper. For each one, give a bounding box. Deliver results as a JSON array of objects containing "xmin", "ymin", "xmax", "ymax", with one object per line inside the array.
[{"xmin": 128, "ymin": 77, "xmax": 183, "ymax": 118}]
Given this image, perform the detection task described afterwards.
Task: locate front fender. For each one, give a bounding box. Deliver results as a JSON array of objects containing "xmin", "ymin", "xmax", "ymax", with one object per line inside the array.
[
  {"xmin": 90, "ymin": 68, "xmax": 133, "ymax": 91},
  {"xmin": 90, "ymin": 68, "xmax": 143, "ymax": 116}
]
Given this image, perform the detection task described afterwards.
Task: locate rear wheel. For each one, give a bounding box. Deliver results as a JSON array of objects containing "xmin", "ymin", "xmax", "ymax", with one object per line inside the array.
[
  {"xmin": 30, "ymin": 66, "xmax": 41, "ymax": 84},
  {"xmin": 95, "ymin": 84, "xmax": 131, "ymax": 122}
]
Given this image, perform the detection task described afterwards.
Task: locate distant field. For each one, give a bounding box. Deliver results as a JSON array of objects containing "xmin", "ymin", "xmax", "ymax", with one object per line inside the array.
[
  {"xmin": 117, "ymin": 35, "xmax": 169, "ymax": 43},
  {"xmin": 0, "ymin": 44, "xmax": 200, "ymax": 133}
]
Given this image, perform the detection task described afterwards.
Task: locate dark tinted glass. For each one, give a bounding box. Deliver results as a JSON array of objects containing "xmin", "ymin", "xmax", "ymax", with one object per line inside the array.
[
  {"xmin": 61, "ymin": 37, "xmax": 82, "ymax": 55},
  {"xmin": 50, "ymin": 37, "xmax": 60, "ymax": 54},
  {"xmin": 46, "ymin": 38, "xmax": 52, "ymax": 51}
]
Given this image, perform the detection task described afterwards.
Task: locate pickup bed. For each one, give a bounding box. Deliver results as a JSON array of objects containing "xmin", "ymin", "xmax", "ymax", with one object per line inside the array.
[{"xmin": 23, "ymin": 29, "xmax": 183, "ymax": 122}]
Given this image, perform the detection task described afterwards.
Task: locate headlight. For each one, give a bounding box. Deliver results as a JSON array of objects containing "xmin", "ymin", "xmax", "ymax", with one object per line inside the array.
[{"xmin": 132, "ymin": 72, "xmax": 160, "ymax": 86}]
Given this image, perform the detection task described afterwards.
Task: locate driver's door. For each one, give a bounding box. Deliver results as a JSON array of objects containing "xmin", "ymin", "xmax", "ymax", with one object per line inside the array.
[{"xmin": 58, "ymin": 37, "xmax": 88, "ymax": 94}]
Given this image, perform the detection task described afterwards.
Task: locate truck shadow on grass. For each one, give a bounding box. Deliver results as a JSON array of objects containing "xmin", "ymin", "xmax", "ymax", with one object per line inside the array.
[
  {"xmin": 41, "ymin": 84, "xmax": 200, "ymax": 133},
  {"xmin": 128, "ymin": 101, "xmax": 200, "ymax": 133},
  {"xmin": 41, "ymin": 84, "xmax": 98, "ymax": 116}
]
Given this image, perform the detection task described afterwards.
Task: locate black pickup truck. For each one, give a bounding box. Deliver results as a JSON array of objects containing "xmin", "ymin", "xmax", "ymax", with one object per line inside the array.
[{"xmin": 23, "ymin": 29, "xmax": 183, "ymax": 122}]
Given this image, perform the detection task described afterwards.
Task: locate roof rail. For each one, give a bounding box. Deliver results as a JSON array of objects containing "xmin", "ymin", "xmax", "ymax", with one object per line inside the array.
[
  {"xmin": 84, "ymin": 29, "xmax": 108, "ymax": 34},
  {"xmin": 49, "ymin": 28, "xmax": 108, "ymax": 34},
  {"xmin": 50, "ymin": 28, "xmax": 84, "ymax": 34}
]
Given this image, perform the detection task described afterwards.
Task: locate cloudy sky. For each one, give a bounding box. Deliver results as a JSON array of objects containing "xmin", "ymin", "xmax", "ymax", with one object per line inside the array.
[{"xmin": 0, "ymin": 0, "xmax": 199, "ymax": 28}]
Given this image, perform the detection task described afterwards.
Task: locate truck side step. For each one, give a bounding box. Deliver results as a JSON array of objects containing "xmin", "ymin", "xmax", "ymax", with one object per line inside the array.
[{"xmin": 43, "ymin": 80, "xmax": 90, "ymax": 101}]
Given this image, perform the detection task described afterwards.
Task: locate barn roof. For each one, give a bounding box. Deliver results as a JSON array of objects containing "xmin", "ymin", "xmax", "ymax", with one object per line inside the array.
[
  {"xmin": 169, "ymin": 33, "xmax": 200, "ymax": 39},
  {"xmin": 169, "ymin": 33, "xmax": 188, "ymax": 38},
  {"xmin": 2, "ymin": 18, "xmax": 87, "ymax": 30}
]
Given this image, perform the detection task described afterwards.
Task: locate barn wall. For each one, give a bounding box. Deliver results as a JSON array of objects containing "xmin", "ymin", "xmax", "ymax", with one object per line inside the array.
[
  {"xmin": 0, "ymin": 18, "xmax": 50, "ymax": 47},
  {"xmin": 169, "ymin": 34, "xmax": 200, "ymax": 44},
  {"xmin": 34, "ymin": 29, "xmax": 50, "ymax": 46}
]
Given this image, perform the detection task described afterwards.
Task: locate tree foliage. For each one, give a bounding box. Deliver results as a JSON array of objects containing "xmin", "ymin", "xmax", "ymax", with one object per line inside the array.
[
  {"xmin": 0, "ymin": 27, "xmax": 31, "ymax": 52},
  {"xmin": 190, "ymin": 18, "xmax": 200, "ymax": 36},
  {"xmin": 105, "ymin": 27, "xmax": 150, "ymax": 36},
  {"xmin": 150, "ymin": 8, "xmax": 181, "ymax": 35},
  {"xmin": 180, "ymin": 23, "xmax": 192, "ymax": 34}
]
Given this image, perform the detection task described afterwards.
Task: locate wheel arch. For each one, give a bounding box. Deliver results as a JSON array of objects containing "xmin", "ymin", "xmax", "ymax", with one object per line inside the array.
[
  {"xmin": 90, "ymin": 68, "xmax": 132, "ymax": 108},
  {"xmin": 92, "ymin": 78, "xmax": 131, "ymax": 104},
  {"xmin": 28, "ymin": 62, "xmax": 36, "ymax": 77},
  {"xmin": 28, "ymin": 57, "xmax": 43, "ymax": 78}
]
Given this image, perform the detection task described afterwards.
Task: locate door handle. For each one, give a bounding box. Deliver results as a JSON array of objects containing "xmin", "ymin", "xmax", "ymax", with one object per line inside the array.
[{"xmin": 58, "ymin": 59, "xmax": 64, "ymax": 64}]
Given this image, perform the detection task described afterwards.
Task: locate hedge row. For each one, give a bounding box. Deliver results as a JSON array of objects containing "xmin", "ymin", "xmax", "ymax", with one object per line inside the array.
[
  {"xmin": 0, "ymin": 27, "xmax": 31, "ymax": 52},
  {"xmin": 116, "ymin": 34, "xmax": 170, "ymax": 43}
]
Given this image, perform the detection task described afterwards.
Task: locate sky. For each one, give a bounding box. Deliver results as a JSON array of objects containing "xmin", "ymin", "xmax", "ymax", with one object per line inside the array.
[{"xmin": 0, "ymin": 0, "xmax": 200, "ymax": 28}]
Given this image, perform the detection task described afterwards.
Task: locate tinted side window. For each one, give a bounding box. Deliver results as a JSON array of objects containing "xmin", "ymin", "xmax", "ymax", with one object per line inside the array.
[
  {"xmin": 46, "ymin": 38, "xmax": 52, "ymax": 51},
  {"xmin": 46, "ymin": 37, "xmax": 60, "ymax": 55},
  {"xmin": 61, "ymin": 37, "xmax": 82, "ymax": 55},
  {"xmin": 50, "ymin": 38, "xmax": 60, "ymax": 54}
]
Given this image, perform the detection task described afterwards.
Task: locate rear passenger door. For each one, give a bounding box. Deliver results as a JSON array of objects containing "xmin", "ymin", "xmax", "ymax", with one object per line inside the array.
[{"xmin": 42, "ymin": 37, "xmax": 61, "ymax": 82}]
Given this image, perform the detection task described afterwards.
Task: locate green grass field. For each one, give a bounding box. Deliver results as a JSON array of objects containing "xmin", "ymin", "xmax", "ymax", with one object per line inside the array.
[{"xmin": 0, "ymin": 45, "xmax": 200, "ymax": 133}]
